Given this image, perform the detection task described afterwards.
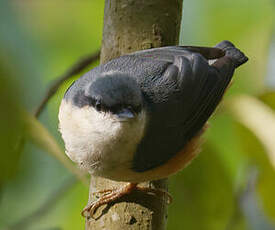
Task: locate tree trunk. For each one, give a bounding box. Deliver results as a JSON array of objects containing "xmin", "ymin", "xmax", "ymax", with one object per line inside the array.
[{"xmin": 85, "ymin": 0, "xmax": 183, "ymax": 229}]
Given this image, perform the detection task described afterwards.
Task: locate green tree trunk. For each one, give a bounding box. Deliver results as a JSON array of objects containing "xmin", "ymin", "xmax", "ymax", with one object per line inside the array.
[{"xmin": 85, "ymin": 0, "xmax": 183, "ymax": 229}]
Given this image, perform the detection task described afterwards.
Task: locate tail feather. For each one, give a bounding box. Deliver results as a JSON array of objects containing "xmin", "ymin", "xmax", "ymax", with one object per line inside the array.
[{"xmin": 215, "ymin": 40, "xmax": 248, "ymax": 68}]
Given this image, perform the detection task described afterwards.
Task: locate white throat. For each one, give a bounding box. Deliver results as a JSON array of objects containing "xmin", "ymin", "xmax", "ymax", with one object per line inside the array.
[{"xmin": 58, "ymin": 99, "xmax": 147, "ymax": 177}]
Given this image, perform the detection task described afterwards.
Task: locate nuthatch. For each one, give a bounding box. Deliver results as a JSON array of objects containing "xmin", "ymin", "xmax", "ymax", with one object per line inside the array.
[{"xmin": 58, "ymin": 40, "xmax": 248, "ymax": 218}]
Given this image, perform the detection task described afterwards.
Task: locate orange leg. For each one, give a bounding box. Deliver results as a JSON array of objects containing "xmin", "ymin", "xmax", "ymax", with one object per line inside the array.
[{"xmin": 82, "ymin": 182, "xmax": 172, "ymax": 219}]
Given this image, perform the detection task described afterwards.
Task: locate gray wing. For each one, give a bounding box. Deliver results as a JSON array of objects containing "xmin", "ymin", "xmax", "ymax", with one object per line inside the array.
[{"xmin": 130, "ymin": 41, "xmax": 248, "ymax": 172}]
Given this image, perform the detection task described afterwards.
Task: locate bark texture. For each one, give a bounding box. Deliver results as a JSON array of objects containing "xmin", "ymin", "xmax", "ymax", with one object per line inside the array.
[{"xmin": 86, "ymin": 0, "xmax": 183, "ymax": 229}]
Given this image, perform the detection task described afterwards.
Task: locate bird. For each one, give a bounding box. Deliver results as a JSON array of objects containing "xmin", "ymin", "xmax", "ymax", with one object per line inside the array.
[{"xmin": 58, "ymin": 40, "xmax": 248, "ymax": 218}]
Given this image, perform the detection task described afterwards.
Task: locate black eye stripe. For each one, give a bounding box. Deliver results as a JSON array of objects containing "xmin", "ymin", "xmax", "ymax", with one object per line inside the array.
[
  {"xmin": 95, "ymin": 101, "xmax": 102, "ymax": 111},
  {"xmin": 88, "ymin": 96, "xmax": 142, "ymax": 114},
  {"xmin": 133, "ymin": 105, "xmax": 142, "ymax": 113}
]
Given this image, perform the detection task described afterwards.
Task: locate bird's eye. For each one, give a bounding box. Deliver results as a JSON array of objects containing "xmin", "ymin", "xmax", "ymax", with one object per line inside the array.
[
  {"xmin": 126, "ymin": 105, "xmax": 141, "ymax": 114},
  {"xmin": 127, "ymin": 106, "xmax": 134, "ymax": 113},
  {"xmin": 128, "ymin": 105, "xmax": 141, "ymax": 114},
  {"xmin": 133, "ymin": 105, "xmax": 142, "ymax": 113},
  {"xmin": 95, "ymin": 101, "xmax": 102, "ymax": 111}
]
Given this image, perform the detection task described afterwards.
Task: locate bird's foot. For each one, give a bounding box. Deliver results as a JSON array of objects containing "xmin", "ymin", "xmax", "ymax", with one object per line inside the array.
[
  {"xmin": 81, "ymin": 183, "xmax": 137, "ymax": 219},
  {"xmin": 81, "ymin": 182, "xmax": 172, "ymax": 219}
]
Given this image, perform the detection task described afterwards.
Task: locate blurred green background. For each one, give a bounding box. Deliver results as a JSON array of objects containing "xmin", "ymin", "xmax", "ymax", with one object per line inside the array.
[{"xmin": 0, "ymin": 0, "xmax": 275, "ymax": 229}]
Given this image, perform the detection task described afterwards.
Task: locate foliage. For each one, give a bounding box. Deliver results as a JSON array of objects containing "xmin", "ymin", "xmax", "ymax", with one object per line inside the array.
[{"xmin": 0, "ymin": 0, "xmax": 275, "ymax": 229}]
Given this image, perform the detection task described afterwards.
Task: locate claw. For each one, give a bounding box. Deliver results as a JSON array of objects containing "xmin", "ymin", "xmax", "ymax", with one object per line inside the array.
[
  {"xmin": 81, "ymin": 182, "xmax": 173, "ymax": 219},
  {"xmin": 91, "ymin": 188, "xmax": 113, "ymax": 197},
  {"xmin": 81, "ymin": 200, "xmax": 103, "ymax": 218},
  {"xmin": 82, "ymin": 183, "xmax": 137, "ymax": 219}
]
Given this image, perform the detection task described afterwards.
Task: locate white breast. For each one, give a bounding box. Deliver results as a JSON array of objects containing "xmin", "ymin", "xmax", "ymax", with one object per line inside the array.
[{"xmin": 58, "ymin": 99, "xmax": 146, "ymax": 178}]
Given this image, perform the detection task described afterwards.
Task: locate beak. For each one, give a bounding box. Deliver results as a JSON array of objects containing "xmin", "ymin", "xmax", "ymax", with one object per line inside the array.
[{"xmin": 117, "ymin": 108, "xmax": 135, "ymax": 120}]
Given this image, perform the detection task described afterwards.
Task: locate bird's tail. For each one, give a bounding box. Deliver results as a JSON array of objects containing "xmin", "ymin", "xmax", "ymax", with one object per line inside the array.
[{"xmin": 215, "ymin": 40, "xmax": 249, "ymax": 68}]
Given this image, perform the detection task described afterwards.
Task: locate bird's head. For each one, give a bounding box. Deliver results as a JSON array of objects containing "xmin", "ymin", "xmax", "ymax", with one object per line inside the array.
[
  {"xmin": 78, "ymin": 73, "xmax": 143, "ymax": 121},
  {"xmin": 58, "ymin": 73, "xmax": 146, "ymax": 174}
]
